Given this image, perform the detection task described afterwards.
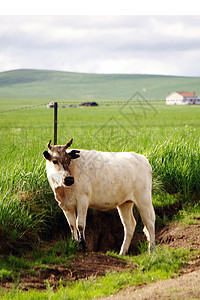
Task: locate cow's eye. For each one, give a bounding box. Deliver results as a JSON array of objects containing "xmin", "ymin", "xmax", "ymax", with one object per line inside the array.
[{"xmin": 53, "ymin": 160, "xmax": 58, "ymax": 164}]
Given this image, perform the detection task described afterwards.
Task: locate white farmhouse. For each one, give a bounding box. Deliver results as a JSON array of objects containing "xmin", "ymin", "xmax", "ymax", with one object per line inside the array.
[{"xmin": 166, "ymin": 92, "xmax": 200, "ymax": 105}]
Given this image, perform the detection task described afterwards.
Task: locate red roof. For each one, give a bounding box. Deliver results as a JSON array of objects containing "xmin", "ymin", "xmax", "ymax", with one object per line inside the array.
[{"xmin": 178, "ymin": 92, "xmax": 197, "ymax": 98}]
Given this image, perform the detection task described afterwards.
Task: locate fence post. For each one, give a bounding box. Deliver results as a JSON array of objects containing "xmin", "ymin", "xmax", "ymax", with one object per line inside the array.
[{"xmin": 54, "ymin": 102, "xmax": 58, "ymax": 145}]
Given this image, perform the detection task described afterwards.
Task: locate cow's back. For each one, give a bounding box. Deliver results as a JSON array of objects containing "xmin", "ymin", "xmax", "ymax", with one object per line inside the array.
[{"xmin": 69, "ymin": 149, "xmax": 151, "ymax": 210}]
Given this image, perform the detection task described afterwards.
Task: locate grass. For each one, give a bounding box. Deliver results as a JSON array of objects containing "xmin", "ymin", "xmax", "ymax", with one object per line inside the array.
[
  {"xmin": 0, "ymin": 239, "xmax": 78, "ymax": 284},
  {"xmin": 173, "ymin": 204, "xmax": 200, "ymax": 226},
  {"xmin": 1, "ymin": 102, "xmax": 200, "ymax": 245},
  {"xmin": 0, "ymin": 246, "xmax": 192, "ymax": 299},
  {"xmin": 31, "ymin": 239, "xmax": 78, "ymax": 264},
  {"xmin": 0, "ymin": 99, "xmax": 200, "ymax": 298},
  {"xmin": 149, "ymin": 132, "xmax": 200, "ymax": 199},
  {"xmin": 1, "ymin": 69, "xmax": 200, "ymax": 101}
]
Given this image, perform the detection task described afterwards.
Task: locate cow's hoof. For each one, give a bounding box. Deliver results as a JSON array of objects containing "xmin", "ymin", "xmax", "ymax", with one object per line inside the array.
[{"xmin": 79, "ymin": 239, "xmax": 87, "ymax": 252}]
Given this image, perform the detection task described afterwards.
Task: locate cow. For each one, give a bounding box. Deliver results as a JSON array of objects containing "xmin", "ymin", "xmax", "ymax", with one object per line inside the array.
[{"xmin": 43, "ymin": 138, "xmax": 155, "ymax": 255}]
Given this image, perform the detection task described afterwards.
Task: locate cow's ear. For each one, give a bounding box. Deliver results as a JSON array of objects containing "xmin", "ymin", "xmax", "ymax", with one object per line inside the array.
[
  {"xmin": 68, "ymin": 150, "xmax": 80, "ymax": 159},
  {"xmin": 43, "ymin": 151, "xmax": 51, "ymax": 160}
]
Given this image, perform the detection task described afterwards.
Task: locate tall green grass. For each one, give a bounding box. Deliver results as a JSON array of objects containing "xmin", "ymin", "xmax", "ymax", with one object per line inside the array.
[
  {"xmin": 1, "ymin": 102, "xmax": 200, "ymax": 246},
  {"xmin": 149, "ymin": 130, "xmax": 200, "ymax": 199},
  {"xmin": 0, "ymin": 155, "xmax": 58, "ymax": 244}
]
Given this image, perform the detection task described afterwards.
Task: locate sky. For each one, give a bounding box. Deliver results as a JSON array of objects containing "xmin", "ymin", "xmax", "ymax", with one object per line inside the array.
[{"xmin": 1, "ymin": 14, "xmax": 200, "ymax": 76}]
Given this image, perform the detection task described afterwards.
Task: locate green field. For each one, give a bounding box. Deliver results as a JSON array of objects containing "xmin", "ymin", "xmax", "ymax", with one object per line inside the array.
[
  {"xmin": 1, "ymin": 100, "xmax": 200, "ymax": 238},
  {"xmin": 1, "ymin": 84, "xmax": 200, "ymax": 298},
  {"xmin": 1, "ymin": 69, "xmax": 200, "ymax": 104}
]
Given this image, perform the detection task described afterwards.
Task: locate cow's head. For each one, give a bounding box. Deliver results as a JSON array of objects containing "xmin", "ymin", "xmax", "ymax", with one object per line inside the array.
[{"xmin": 43, "ymin": 138, "xmax": 80, "ymax": 186}]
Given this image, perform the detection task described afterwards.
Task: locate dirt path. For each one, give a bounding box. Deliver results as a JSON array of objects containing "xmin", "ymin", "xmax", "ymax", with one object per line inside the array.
[
  {"xmin": 101, "ymin": 268, "xmax": 200, "ymax": 299},
  {"xmin": 101, "ymin": 220, "xmax": 200, "ymax": 299}
]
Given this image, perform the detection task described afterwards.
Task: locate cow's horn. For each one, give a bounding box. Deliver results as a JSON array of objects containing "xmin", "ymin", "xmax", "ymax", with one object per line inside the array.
[
  {"xmin": 63, "ymin": 138, "xmax": 73, "ymax": 150},
  {"xmin": 47, "ymin": 140, "xmax": 52, "ymax": 150}
]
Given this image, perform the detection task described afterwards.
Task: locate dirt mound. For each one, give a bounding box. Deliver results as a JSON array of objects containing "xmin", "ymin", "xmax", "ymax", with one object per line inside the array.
[
  {"xmin": 0, "ymin": 229, "xmax": 35, "ymax": 255},
  {"xmin": 156, "ymin": 220, "xmax": 200, "ymax": 251}
]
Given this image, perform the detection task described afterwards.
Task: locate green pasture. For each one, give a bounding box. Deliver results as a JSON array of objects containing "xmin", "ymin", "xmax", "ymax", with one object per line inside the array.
[
  {"xmin": 1, "ymin": 101, "xmax": 200, "ymax": 242},
  {"xmin": 1, "ymin": 69, "xmax": 200, "ymax": 102},
  {"xmin": 1, "ymin": 99, "xmax": 200, "ymax": 298}
]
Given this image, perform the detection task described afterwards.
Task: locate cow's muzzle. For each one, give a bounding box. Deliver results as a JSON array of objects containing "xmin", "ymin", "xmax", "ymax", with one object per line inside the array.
[{"xmin": 64, "ymin": 176, "xmax": 74, "ymax": 186}]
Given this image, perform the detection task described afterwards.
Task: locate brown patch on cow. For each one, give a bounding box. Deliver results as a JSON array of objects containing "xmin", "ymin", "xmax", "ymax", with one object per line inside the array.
[
  {"xmin": 55, "ymin": 186, "xmax": 65, "ymax": 200},
  {"xmin": 54, "ymin": 186, "xmax": 67, "ymax": 208},
  {"xmin": 46, "ymin": 142, "xmax": 73, "ymax": 173},
  {"xmin": 54, "ymin": 186, "xmax": 76, "ymax": 211}
]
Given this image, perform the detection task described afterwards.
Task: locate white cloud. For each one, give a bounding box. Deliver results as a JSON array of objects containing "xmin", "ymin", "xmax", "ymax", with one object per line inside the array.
[
  {"xmin": 0, "ymin": 16, "xmax": 200, "ymax": 76},
  {"xmin": 70, "ymin": 57, "xmax": 178, "ymax": 75},
  {"xmin": 0, "ymin": 53, "xmax": 21, "ymax": 71}
]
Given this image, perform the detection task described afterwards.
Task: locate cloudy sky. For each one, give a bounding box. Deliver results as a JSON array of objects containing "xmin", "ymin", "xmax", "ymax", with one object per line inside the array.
[{"xmin": 1, "ymin": 15, "xmax": 200, "ymax": 76}]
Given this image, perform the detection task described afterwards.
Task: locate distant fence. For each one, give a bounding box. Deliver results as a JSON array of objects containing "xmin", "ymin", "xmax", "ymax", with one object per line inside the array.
[
  {"xmin": 1, "ymin": 98, "xmax": 200, "ymax": 155},
  {"xmin": 1, "ymin": 97, "xmax": 162, "ymax": 147}
]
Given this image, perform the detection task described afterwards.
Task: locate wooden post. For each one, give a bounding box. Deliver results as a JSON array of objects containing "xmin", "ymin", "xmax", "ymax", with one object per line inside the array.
[{"xmin": 54, "ymin": 102, "xmax": 58, "ymax": 145}]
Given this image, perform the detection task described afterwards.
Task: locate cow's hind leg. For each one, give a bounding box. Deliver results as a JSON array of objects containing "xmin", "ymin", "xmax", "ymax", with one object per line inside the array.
[
  {"xmin": 136, "ymin": 200, "xmax": 155, "ymax": 253},
  {"xmin": 117, "ymin": 201, "xmax": 136, "ymax": 255}
]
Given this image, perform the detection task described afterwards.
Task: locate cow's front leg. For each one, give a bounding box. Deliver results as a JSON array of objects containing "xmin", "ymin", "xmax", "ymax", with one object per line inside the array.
[
  {"xmin": 76, "ymin": 203, "xmax": 88, "ymax": 251},
  {"xmin": 63, "ymin": 210, "xmax": 78, "ymax": 241}
]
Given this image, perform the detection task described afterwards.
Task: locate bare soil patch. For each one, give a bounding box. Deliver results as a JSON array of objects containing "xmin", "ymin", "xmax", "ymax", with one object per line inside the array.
[
  {"xmin": 1, "ymin": 253, "xmax": 133, "ymax": 291},
  {"xmin": 157, "ymin": 219, "xmax": 200, "ymax": 252}
]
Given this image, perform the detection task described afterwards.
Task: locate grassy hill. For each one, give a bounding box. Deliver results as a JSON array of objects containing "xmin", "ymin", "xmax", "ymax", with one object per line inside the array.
[{"xmin": 0, "ymin": 69, "xmax": 200, "ymax": 103}]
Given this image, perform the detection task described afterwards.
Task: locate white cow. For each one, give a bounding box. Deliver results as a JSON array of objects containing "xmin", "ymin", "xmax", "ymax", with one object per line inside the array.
[{"xmin": 43, "ymin": 139, "xmax": 155, "ymax": 255}]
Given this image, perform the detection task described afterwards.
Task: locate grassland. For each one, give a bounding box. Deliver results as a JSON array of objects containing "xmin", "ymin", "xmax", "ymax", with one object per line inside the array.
[
  {"xmin": 1, "ymin": 96, "xmax": 200, "ymax": 298},
  {"xmin": 1, "ymin": 69, "xmax": 200, "ymax": 103},
  {"xmin": 1, "ymin": 100, "xmax": 200, "ymax": 240}
]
